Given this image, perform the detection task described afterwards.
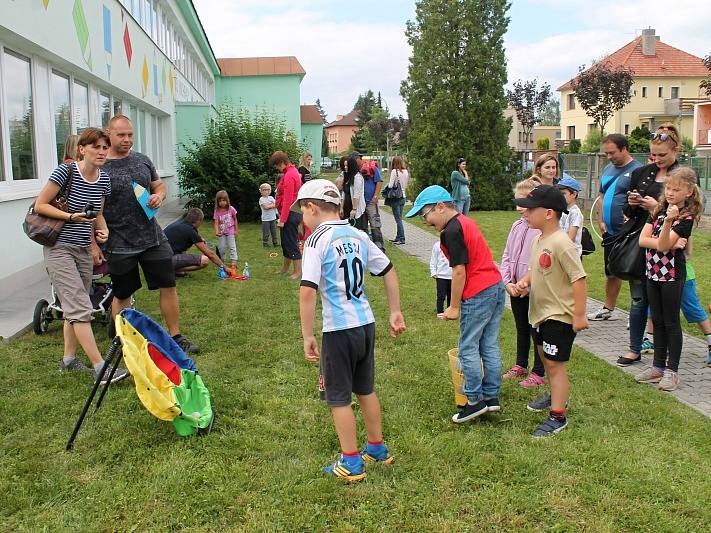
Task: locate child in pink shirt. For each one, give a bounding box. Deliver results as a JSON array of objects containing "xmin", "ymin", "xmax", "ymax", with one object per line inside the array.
[{"xmin": 213, "ymin": 190, "xmax": 238, "ymax": 269}]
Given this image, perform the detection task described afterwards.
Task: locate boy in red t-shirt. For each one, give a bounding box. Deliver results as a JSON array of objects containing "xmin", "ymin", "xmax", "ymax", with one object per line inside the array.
[{"xmin": 406, "ymin": 186, "xmax": 505, "ymax": 423}]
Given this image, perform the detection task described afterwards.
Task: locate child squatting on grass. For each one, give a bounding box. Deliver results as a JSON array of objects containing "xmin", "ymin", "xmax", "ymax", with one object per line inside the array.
[
  {"xmin": 297, "ymin": 179, "xmax": 406, "ymax": 482},
  {"xmin": 514, "ymin": 185, "xmax": 589, "ymax": 438},
  {"xmin": 406, "ymin": 185, "xmax": 506, "ymax": 424}
]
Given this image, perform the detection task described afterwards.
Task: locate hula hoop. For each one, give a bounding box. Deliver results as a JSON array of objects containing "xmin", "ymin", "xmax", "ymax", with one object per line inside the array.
[{"xmin": 588, "ymin": 195, "xmax": 603, "ymax": 241}]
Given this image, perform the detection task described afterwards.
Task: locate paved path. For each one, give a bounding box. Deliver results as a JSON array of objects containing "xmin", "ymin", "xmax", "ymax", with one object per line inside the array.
[{"xmin": 378, "ymin": 205, "xmax": 711, "ymax": 418}]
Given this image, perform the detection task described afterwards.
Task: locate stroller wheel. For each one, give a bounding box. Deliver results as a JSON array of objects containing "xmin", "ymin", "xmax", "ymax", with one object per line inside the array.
[{"xmin": 33, "ymin": 299, "xmax": 51, "ymax": 335}]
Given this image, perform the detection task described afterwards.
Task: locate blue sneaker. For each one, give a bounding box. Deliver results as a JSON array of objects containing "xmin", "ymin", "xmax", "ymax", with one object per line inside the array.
[
  {"xmin": 706, "ymin": 346, "xmax": 711, "ymax": 367},
  {"xmin": 640, "ymin": 338, "xmax": 654, "ymax": 354},
  {"xmin": 323, "ymin": 455, "xmax": 366, "ymax": 482},
  {"xmin": 532, "ymin": 416, "xmax": 568, "ymax": 438},
  {"xmin": 361, "ymin": 444, "xmax": 394, "ymax": 464}
]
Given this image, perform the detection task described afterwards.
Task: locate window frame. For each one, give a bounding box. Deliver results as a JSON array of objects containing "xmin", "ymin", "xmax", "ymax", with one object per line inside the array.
[
  {"xmin": 670, "ymin": 86, "xmax": 680, "ymax": 99},
  {"xmin": 0, "ymin": 46, "xmax": 39, "ymax": 185},
  {"xmin": 567, "ymin": 93, "xmax": 575, "ymax": 110}
]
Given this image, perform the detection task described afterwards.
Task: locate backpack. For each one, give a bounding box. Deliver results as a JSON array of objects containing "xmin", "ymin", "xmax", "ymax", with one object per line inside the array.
[{"xmin": 581, "ymin": 226, "xmax": 595, "ymax": 256}]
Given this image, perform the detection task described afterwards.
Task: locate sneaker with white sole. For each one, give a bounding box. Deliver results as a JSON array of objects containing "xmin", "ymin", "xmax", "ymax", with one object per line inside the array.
[
  {"xmin": 95, "ymin": 364, "xmax": 130, "ymax": 385},
  {"xmin": 58, "ymin": 358, "xmax": 93, "ymax": 374},
  {"xmin": 527, "ymin": 393, "xmax": 551, "ymax": 412},
  {"xmin": 452, "ymin": 400, "xmax": 488, "ymax": 423},
  {"xmin": 658, "ymin": 369, "xmax": 680, "ymax": 391},
  {"xmin": 587, "ymin": 307, "xmax": 613, "ymax": 321},
  {"xmin": 532, "ymin": 416, "xmax": 568, "ymax": 438},
  {"xmin": 640, "ymin": 338, "xmax": 654, "ymax": 354},
  {"xmin": 503, "ymin": 365, "xmax": 527, "ymax": 379},
  {"xmin": 634, "ymin": 366, "xmax": 664, "ymax": 383}
]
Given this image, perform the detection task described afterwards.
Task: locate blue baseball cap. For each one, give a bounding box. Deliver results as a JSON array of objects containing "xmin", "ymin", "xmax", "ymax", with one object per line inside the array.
[
  {"xmin": 557, "ymin": 176, "xmax": 582, "ymax": 192},
  {"xmin": 405, "ymin": 185, "xmax": 453, "ymax": 217}
]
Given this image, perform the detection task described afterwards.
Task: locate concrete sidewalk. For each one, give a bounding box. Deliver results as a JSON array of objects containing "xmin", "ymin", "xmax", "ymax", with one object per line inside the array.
[
  {"xmin": 0, "ymin": 202, "xmax": 185, "ymax": 341},
  {"xmin": 378, "ymin": 205, "xmax": 711, "ymax": 418}
]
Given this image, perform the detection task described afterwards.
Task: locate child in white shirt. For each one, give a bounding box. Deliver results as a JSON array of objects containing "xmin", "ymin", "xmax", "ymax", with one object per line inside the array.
[{"xmin": 430, "ymin": 241, "xmax": 453, "ymax": 318}]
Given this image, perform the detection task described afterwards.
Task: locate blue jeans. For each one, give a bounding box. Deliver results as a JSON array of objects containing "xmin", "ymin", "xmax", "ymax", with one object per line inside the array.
[
  {"xmin": 628, "ymin": 278, "xmax": 648, "ymax": 355},
  {"xmin": 390, "ymin": 197, "xmax": 406, "ymax": 242},
  {"xmin": 453, "ymin": 197, "xmax": 471, "ymax": 216},
  {"xmin": 458, "ymin": 282, "xmax": 505, "ymax": 401}
]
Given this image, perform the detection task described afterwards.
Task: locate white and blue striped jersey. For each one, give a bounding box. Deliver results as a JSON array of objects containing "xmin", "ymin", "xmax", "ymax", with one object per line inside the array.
[{"xmin": 301, "ymin": 220, "xmax": 393, "ymax": 332}]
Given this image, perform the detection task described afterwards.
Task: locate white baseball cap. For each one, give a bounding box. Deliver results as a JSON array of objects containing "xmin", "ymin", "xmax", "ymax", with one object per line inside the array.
[{"xmin": 290, "ymin": 179, "xmax": 341, "ymax": 212}]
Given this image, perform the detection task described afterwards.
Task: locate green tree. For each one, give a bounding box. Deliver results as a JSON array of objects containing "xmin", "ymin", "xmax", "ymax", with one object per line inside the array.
[
  {"xmin": 628, "ymin": 124, "xmax": 651, "ymax": 153},
  {"xmin": 506, "ymin": 79, "xmax": 551, "ymax": 150},
  {"xmin": 571, "ymin": 62, "xmax": 634, "ymax": 135},
  {"xmin": 700, "ymin": 53, "xmax": 711, "ymax": 98},
  {"xmin": 315, "ymin": 98, "xmax": 329, "ymax": 155},
  {"xmin": 581, "ymin": 128, "xmax": 602, "ymax": 153},
  {"xmin": 539, "ymin": 98, "xmax": 561, "ymax": 125},
  {"xmin": 401, "ymin": 0, "xmax": 513, "ymax": 210},
  {"xmin": 178, "ymin": 105, "xmax": 304, "ymax": 221}
]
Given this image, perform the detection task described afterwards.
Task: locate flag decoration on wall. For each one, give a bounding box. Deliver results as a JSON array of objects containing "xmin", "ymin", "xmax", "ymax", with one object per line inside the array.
[
  {"xmin": 123, "ymin": 22, "xmax": 133, "ymax": 67},
  {"xmin": 102, "ymin": 5, "xmax": 112, "ymax": 78},
  {"xmin": 142, "ymin": 56, "xmax": 149, "ymax": 96},
  {"xmin": 116, "ymin": 309, "xmax": 214, "ymax": 437},
  {"xmin": 72, "ymin": 0, "xmax": 92, "ymax": 70}
]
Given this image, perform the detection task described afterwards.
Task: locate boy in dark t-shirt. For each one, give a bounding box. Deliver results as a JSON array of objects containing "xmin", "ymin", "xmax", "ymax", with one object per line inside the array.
[{"xmin": 406, "ymin": 186, "xmax": 505, "ymax": 424}]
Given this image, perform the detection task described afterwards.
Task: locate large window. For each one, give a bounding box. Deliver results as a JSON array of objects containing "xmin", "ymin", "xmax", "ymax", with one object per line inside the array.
[
  {"xmin": 567, "ymin": 93, "xmax": 576, "ymax": 110},
  {"xmin": 113, "ymin": 98, "xmax": 122, "ymax": 117},
  {"xmin": 4, "ymin": 49, "xmax": 36, "ymax": 181},
  {"xmin": 73, "ymin": 80, "xmax": 89, "ymax": 134},
  {"xmin": 139, "ymin": 110, "xmax": 146, "ymax": 153},
  {"xmin": 51, "ymin": 71, "xmax": 71, "ymax": 164},
  {"xmin": 671, "ymin": 86, "xmax": 680, "ymax": 99},
  {"xmin": 100, "ymin": 92, "xmax": 111, "ymax": 128}
]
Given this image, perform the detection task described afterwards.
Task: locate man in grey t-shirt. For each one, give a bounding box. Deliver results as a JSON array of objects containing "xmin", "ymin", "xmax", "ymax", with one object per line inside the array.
[{"xmin": 96, "ymin": 115, "xmax": 198, "ymax": 353}]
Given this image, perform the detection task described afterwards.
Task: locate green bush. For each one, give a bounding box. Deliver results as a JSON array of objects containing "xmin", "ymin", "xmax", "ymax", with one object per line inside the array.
[
  {"xmin": 582, "ymin": 129, "xmax": 602, "ymax": 153},
  {"xmin": 628, "ymin": 124, "xmax": 651, "ymax": 154},
  {"xmin": 682, "ymin": 136, "xmax": 697, "ymax": 157},
  {"xmin": 566, "ymin": 139, "xmax": 581, "ymax": 154},
  {"xmin": 536, "ymin": 137, "xmax": 550, "ymax": 150},
  {"xmin": 178, "ymin": 106, "xmax": 304, "ymax": 221}
]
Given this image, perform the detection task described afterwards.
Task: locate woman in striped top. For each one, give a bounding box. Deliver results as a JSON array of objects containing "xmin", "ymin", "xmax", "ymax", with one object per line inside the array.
[{"xmin": 34, "ymin": 128, "xmax": 128, "ymax": 384}]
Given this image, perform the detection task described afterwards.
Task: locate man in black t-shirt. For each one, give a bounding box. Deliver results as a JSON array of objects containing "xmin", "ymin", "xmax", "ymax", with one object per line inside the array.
[
  {"xmin": 165, "ymin": 208, "xmax": 224, "ymax": 275},
  {"xmin": 98, "ymin": 115, "xmax": 199, "ymax": 353}
]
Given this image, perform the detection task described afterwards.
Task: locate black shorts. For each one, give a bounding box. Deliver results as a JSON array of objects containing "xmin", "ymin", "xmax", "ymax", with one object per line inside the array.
[
  {"xmin": 533, "ymin": 320, "xmax": 576, "ymax": 362},
  {"xmin": 107, "ymin": 241, "xmax": 176, "ymax": 300},
  {"xmin": 172, "ymin": 253, "xmax": 202, "ymax": 271},
  {"xmin": 319, "ymin": 323, "xmax": 376, "ymax": 406},
  {"xmin": 280, "ymin": 211, "xmax": 302, "ymax": 260}
]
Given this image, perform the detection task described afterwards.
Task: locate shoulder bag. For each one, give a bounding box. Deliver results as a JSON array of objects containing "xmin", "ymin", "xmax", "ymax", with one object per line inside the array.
[
  {"xmin": 23, "ymin": 164, "xmax": 74, "ymax": 246},
  {"xmin": 382, "ymin": 170, "xmax": 403, "ymax": 205}
]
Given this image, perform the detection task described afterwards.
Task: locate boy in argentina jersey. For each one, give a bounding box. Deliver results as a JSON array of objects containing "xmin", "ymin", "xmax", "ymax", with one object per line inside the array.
[{"xmin": 297, "ymin": 180, "xmax": 406, "ymax": 482}]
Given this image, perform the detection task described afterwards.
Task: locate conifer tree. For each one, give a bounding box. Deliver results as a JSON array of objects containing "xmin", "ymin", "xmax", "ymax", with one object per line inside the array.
[{"xmin": 401, "ymin": 0, "xmax": 513, "ymax": 209}]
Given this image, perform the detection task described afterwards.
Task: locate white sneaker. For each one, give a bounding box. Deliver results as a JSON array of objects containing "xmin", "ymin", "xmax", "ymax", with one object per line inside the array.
[{"xmin": 587, "ymin": 307, "xmax": 613, "ymax": 321}]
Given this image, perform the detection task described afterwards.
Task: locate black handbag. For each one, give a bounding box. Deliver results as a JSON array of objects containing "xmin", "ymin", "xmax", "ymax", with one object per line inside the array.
[
  {"xmin": 603, "ymin": 218, "xmax": 646, "ymax": 280},
  {"xmin": 382, "ymin": 170, "xmax": 404, "ymax": 205},
  {"xmin": 23, "ymin": 164, "xmax": 74, "ymax": 246}
]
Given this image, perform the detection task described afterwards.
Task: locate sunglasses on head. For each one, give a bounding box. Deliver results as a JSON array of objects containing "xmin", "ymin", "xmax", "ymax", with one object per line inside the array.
[{"xmin": 649, "ymin": 132, "xmax": 677, "ymax": 144}]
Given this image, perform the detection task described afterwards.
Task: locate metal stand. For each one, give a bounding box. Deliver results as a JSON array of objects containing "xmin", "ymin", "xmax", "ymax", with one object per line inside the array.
[{"xmin": 65, "ymin": 337, "xmax": 123, "ymax": 451}]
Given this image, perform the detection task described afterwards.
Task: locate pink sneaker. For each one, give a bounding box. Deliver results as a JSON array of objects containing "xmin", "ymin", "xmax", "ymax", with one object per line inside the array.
[
  {"xmin": 519, "ymin": 372, "xmax": 545, "ymax": 389},
  {"xmin": 503, "ymin": 365, "xmax": 527, "ymax": 379},
  {"xmin": 436, "ymin": 313, "xmax": 445, "ymax": 319}
]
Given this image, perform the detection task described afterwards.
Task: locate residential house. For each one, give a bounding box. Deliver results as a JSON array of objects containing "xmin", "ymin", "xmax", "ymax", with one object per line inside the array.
[
  {"xmin": 325, "ymin": 110, "xmax": 360, "ymax": 155},
  {"xmin": 504, "ymin": 107, "xmax": 560, "ymax": 150},
  {"xmin": 300, "ymin": 105, "xmax": 324, "ymax": 172},
  {"xmin": 692, "ymin": 101, "xmax": 711, "ymax": 155},
  {"xmin": 559, "ymin": 29, "xmax": 709, "ymax": 143}
]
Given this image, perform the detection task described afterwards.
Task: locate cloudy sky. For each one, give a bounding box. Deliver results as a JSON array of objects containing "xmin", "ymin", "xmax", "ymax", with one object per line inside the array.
[{"xmin": 192, "ymin": 0, "xmax": 710, "ymax": 121}]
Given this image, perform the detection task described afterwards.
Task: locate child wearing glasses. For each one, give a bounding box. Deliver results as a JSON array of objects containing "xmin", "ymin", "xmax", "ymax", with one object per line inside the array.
[{"xmin": 406, "ymin": 185, "xmax": 505, "ymax": 424}]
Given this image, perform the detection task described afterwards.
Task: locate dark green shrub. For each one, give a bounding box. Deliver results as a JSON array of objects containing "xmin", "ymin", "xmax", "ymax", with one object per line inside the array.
[{"xmin": 178, "ymin": 105, "xmax": 304, "ymax": 221}]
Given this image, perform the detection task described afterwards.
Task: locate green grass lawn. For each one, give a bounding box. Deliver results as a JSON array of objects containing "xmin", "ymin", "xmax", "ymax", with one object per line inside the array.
[
  {"xmin": 1, "ymin": 221, "xmax": 710, "ymax": 531},
  {"xmin": 403, "ymin": 208, "xmax": 711, "ymax": 338}
]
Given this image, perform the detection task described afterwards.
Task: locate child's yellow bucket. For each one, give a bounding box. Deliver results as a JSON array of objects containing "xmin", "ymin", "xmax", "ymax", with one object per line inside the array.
[{"xmin": 447, "ymin": 348, "xmax": 467, "ymax": 407}]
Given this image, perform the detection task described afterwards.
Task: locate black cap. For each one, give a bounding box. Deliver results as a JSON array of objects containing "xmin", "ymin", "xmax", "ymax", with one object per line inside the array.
[
  {"xmin": 513, "ymin": 184, "xmax": 568, "ymax": 214},
  {"xmin": 351, "ymin": 151, "xmax": 363, "ymax": 159}
]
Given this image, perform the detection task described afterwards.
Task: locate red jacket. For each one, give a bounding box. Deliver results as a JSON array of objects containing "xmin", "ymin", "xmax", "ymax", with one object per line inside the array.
[{"xmin": 275, "ymin": 164, "xmax": 301, "ymax": 224}]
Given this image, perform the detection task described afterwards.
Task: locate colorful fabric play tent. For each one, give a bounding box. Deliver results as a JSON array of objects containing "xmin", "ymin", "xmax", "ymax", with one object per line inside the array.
[{"xmin": 116, "ymin": 309, "xmax": 214, "ymax": 436}]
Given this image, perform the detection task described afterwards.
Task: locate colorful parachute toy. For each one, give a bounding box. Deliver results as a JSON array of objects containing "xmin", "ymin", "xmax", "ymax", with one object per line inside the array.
[{"xmin": 67, "ymin": 309, "xmax": 215, "ymax": 450}]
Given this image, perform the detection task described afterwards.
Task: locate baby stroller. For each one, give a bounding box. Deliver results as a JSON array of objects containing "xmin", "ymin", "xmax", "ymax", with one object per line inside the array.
[{"xmin": 33, "ymin": 262, "xmax": 115, "ymax": 336}]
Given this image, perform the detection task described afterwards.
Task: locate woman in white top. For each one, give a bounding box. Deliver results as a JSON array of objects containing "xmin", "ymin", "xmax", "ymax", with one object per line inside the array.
[
  {"xmin": 388, "ymin": 155, "xmax": 409, "ymax": 244},
  {"xmin": 345, "ymin": 154, "xmax": 366, "ymax": 224}
]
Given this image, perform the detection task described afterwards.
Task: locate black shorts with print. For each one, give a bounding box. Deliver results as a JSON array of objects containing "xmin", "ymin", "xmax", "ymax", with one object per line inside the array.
[{"xmin": 533, "ymin": 319, "xmax": 577, "ymax": 362}]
